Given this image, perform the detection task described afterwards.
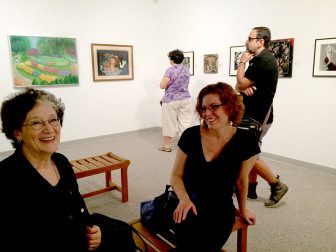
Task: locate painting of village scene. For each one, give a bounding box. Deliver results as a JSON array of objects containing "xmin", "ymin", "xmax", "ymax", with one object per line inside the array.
[{"xmin": 9, "ymin": 35, "xmax": 79, "ymax": 87}]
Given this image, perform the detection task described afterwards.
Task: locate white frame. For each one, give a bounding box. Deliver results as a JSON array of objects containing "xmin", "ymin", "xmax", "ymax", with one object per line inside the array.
[
  {"xmin": 182, "ymin": 51, "xmax": 194, "ymax": 76},
  {"xmin": 229, "ymin": 45, "xmax": 248, "ymax": 76}
]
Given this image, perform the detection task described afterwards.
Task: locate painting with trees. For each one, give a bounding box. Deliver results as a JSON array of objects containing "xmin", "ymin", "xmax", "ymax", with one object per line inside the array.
[{"xmin": 9, "ymin": 35, "xmax": 79, "ymax": 87}]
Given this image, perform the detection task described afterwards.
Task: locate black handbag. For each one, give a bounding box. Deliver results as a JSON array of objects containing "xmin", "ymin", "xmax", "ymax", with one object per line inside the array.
[
  {"xmin": 140, "ymin": 185, "xmax": 178, "ymax": 234},
  {"xmin": 237, "ymin": 117, "xmax": 262, "ymax": 140},
  {"xmin": 90, "ymin": 213, "xmax": 148, "ymax": 252}
]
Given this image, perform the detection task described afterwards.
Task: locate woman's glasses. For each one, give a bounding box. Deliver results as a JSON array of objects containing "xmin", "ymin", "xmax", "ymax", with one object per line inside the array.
[
  {"xmin": 22, "ymin": 118, "xmax": 60, "ymax": 130},
  {"xmin": 200, "ymin": 104, "xmax": 223, "ymax": 114}
]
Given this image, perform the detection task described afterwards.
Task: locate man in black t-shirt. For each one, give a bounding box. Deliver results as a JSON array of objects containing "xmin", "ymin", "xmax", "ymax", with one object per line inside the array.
[{"xmin": 235, "ymin": 27, "xmax": 289, "ymax": 207}]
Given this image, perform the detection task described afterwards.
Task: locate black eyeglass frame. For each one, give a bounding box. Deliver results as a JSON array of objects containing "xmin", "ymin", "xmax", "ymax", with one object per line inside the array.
[
  {"xmin": 200, "ymin": 104, "xmax": 224, "ymax": 114},
  {"xmin": 247, "ymin": 37, "xmax": 262, "ymax": 42}
]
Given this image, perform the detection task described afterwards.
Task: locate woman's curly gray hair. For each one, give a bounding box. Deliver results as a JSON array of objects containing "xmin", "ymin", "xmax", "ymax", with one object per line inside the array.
[{"xmin": 1, "ymin": 88, "xmax": 65, "ymax": 149}]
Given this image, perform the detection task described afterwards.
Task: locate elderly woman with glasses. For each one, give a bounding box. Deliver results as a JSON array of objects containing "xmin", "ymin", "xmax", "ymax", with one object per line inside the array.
[
  {"xmin": 0, "ymin": 88, "xmax": 102, "ymax": 251},
  {"xmin": 170, "ymin": 82, "xmax": 259, "ymax": 251}
]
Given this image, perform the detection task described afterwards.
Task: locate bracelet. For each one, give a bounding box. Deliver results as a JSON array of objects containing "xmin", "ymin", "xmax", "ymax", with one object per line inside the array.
[{"xmin": 239, "ymin": 61, "xmax": 246, "ymax": 65}]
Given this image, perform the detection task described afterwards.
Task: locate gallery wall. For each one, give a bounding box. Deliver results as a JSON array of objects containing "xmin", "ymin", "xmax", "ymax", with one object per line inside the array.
[
  {"xmin": 0, "ymin": 0, "xmax": 335, "ymax": 169},
  {"xmin": 0, "ymin": 0, "xmax": 164, "ymax": 150}
]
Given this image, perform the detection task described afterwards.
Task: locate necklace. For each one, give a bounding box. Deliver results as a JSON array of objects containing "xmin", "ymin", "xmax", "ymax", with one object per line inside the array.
[{"xmin": 51, "ymin": 161, "xmax": 60, "ymax": 180}]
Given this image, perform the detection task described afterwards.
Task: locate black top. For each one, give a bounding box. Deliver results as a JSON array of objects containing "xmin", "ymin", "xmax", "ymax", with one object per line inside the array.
[
  {"xmin": 0, "ymin": 150, "xmax": 90, "ymax": 252},
  {"xmin": 243, "ymin": 48, "xmax": 279, "ymax": 124},
  {"xmin": 178, "ymin": 125, "xmax": 260, "ymax": 213},
  {"xmin": 175, "ymin": 125, "xmax": 260, "ymax": 250}
]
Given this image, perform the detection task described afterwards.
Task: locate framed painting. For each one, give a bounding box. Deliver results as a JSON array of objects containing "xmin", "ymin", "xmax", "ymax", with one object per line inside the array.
[
  {"xmin": 204, "ymin": 54, "xmax": 218, "ymax": 74},
  {"xmin": 229, "ymin": 45, "xmax": 248, "ymax": 76},
  {"xmin": 9, "ymin": 35, "xmax": 79, "ymax": 87},
  {"xmin": 182, "ymin": 51, "xmax": 194, "ymax": 75},
  {"xmin": 313, "ymin": 37, "xmax": 336, "ymax": 77},
  {"xmin": 91, "ymin": 43, "xmax": 134, "ymax": 81},
  {"xmin": 269, "ymin": 38, "xmax": 294, "ymax": 78}
]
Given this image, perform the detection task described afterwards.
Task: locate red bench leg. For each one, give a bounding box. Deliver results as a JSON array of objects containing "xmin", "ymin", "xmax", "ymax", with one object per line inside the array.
[{"xmin": 121, "ymin": 167, "xmax": 128, "ymax": 202}]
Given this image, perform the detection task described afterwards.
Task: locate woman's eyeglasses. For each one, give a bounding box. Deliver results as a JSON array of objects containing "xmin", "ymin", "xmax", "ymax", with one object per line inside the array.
[
  {"xmin": 22, "ymin": 118, "xmax": 60, "ymax": 130},
  {"xmin": 200, "ymin": 104, "xmax": 223, "ymax": 114}
]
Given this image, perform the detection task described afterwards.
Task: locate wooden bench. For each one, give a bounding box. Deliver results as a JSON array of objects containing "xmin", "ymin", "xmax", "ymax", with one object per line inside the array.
[
  {"xmin": 71, "ymin": 152, "xmax": 130, "ymax": 203},
  {"xmin": 129, "ymin": 215, "xmax": 249, "ymax": 252}
]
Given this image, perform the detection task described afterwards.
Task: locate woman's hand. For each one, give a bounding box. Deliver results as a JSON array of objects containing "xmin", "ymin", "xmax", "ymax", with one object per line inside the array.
[
  {"xmin": 87, "ymin": 225, "xmax": 102, "ymax": 251},
  {"xmin": 239, "ymin": 209, "xmax": 256, "ymax": 225},
  {"xmin": 173, "ymin": 198, "xmax": 197, "ymax": 223}
]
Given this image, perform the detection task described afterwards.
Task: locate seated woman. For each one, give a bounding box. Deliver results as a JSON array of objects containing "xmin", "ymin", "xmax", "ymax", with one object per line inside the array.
[
  {"xmin": 0, "ymin": 88, "xmax": 136, "ymax": 252},
  {"xmin": 171, "ymin": 82, "xmax": 259, "ymax": 251},
  {"xmin": 0, "ymin": 89, "xmax": 102, "ymax": 251}
]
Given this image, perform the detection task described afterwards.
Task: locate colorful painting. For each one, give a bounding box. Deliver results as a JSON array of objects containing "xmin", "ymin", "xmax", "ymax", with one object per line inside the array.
[
  {"xmin": 269, "ymin": 38, "xmax": 294, "ymax": 78},
  {"xmin": 91, "ymin": 44, "xmax": 133, "ymax": 81},
  {"xmin": 9, "ymin": 35, "xmax": 79, "ymax": 87}
]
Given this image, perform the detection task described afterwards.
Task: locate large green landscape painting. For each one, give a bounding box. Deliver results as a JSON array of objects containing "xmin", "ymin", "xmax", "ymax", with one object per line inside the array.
[{"xmin": 9, "ymin": 35, "xmax": 79, "ymax": 87}]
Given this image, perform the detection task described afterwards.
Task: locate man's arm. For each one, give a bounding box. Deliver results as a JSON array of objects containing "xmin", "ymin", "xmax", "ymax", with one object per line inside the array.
[{"xmin": 235, "ymin": 52, "xmax": 254, "ymax": 92}]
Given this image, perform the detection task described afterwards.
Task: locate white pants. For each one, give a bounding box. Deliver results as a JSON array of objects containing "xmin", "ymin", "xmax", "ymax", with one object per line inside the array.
[{"xmin": 161, "ymin": 98, "xmax": 194, "ymax": 137}]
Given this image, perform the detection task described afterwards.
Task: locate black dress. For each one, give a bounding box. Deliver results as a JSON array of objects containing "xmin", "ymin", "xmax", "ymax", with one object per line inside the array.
[{"xmin": 175, "ymin": 125, "xmax": 260, "ymax": 252}]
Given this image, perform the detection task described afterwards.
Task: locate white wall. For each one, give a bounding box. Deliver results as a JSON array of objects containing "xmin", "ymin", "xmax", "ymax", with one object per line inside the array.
[
  {"xmin": 1, "ymin": 0, "xmax": 335, "ymax": 169},
  {"xmin": 0, "ymin": 0, "xmax": 164, "ymax": 150}
]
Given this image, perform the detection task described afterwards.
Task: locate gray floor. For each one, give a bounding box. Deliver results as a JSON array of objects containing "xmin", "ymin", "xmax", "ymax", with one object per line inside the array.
[{"xmin": 3, "ymin": 127, "xmax": 336, "ymax": 251}]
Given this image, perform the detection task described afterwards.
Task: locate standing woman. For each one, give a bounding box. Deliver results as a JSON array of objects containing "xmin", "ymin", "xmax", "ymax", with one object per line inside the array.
[
  {"xmin": 158, "ymin": 49, "xmax": 193, "ymax": 152},
  {"xmin": 171, "ymin": 82, "xmax": 259, "ymax": 251},
  {"xmin": 0, "ymin": 89, "xmax": 101, "ymax": 251}
]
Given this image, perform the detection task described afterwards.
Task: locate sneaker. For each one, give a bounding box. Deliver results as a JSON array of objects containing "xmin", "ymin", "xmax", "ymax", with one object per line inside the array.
[
  {"xmin": 247, "ymin": 182, "xmax": 258, "ymax": 200},
  {"xmin": 264, "ymin": 175, "xmax": 289, "ymax": 207}
]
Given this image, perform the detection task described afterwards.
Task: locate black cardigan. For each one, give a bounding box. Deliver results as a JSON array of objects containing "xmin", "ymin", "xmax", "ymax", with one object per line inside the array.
[{"xmin": 0, "ymin": 150, "xmax": 90, "ymax": 252}]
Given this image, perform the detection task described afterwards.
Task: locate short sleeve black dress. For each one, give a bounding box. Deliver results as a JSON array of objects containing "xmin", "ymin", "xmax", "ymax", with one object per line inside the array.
[{"xmin": 175, "ymin": 125, "xmax": 260, "ymax": 251}]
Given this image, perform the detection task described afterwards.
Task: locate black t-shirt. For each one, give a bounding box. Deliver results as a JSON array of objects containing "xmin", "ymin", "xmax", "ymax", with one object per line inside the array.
[
  {"xmin": 178, "ymin": 125, "xmax": 260, "ymax": 211},
  {"xmin": 175, "ymin": 126, "xmax": 260, "ymax": 250},
  {"xmin": 243, "ymin": 48, "xmax": 278, "ymax": 124}
]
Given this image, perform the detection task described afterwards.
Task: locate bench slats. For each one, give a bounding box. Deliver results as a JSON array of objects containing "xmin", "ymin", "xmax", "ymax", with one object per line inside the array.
[{"xmin": 71, "ymin": 152, "xmax": 130, "ymax": 202}]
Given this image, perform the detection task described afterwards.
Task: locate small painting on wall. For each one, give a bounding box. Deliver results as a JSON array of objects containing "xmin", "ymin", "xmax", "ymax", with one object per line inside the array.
[
  {"xmin": 91, "ymin": 43, "xmax": 134, "ymax": 81},
  {"xmin": 313, "ymin": 37, "xmax": 336, "ymax": 77},
  {"xmin": 9, "ymin": 35, "xmax": 79, "ymax": 87},
  {"xmin": 269, "ymin": 38, "xmax": 294, "ymax": 78},
  {"xmin": 182, "ymin": 51, "xmax": 194, "ymax": 75},
  {"xmin": 204, "ymin": 54, "xmax": 218, "ymax": 74},
  {"xmin": 229, "ymin": 45, "xmax": 249, "ymax": 76}
]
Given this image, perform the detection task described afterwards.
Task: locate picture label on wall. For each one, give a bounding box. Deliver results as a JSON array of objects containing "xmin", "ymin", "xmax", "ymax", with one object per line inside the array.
[
  {"xmin": 9, "ymin": 35, "xmax": 79, "ymax": 87},
  {"xmin": 204, "ymin": 54, "xmax": 218, "ymax": 74}
]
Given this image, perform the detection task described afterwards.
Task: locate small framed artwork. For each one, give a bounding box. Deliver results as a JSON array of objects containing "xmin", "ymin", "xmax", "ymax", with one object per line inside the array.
[
  {"xmin": 9, "ymin": 35, "xmax": 79, "ymax": 87},
  {"xmin": 269, "ymin": 38, "xmax": 294, "ymax": 78},
  {"xmin": 182, "ymin": 51, "xmax": 194, "ymax": 75},
  {"xmin": 91, "ymin": 43, "xmax": 134, "ymax": 81},
  {"xmin": 229, "ymin": 45, "xmax": 248, "ymax": 76},
  {"xmin": 313, "ymin": 37, "xmax": 336, "ymax": 77},
  {"xmin": 204, "ymin": 54, "xmax": 218, "ymax": 74}
]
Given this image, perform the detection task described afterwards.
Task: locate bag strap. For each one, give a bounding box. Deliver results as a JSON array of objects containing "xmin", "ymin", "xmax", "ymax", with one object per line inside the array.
[
  {"xmin": 261, "ymin": 103, "xmax": 273, "ymax": 130},
  {"xmin": 130, "ymin": 225, "xmax": 149, "ymax": 252},
  {"xmin": 168, "ymin": 65, "xmax": 184, "ymax": 87}
]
